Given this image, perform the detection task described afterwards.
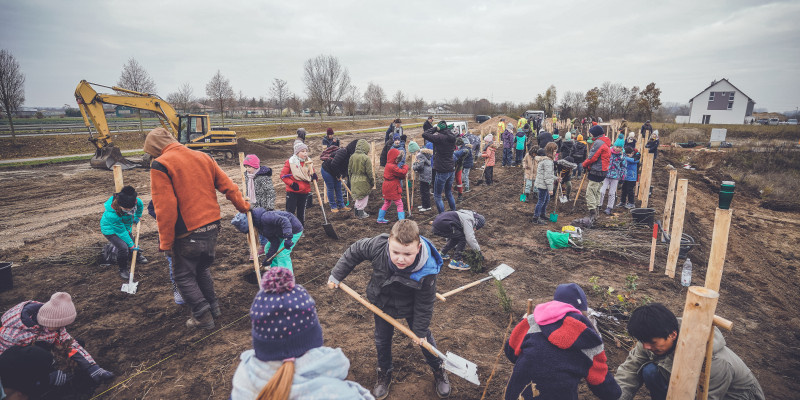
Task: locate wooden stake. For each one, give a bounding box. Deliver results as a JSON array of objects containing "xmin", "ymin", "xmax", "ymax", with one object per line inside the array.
[
  {"xmin": 636, "ymin": 151, "xmax": 651, "ymax": 201},
  {"xmin": 640, "ymin": 152, "xmax": 655, "ymax": 208},
  {"xmin": 371, "ymin": 141, "xmax": 377, "ymax": 190},
  {"xmin": 239, "ymin": 152, "xmax": 261, "ymax": 282},
  {"xmin": 112, "ymin": 164, "xmax": 124, "ymax": 192},
  {"xmin": 666, "ymin": 286, "xmax": 719, "ymax": 400},
  {"xmin": 665, "ymin": 179, "xmax": 688, "ymax": 277},
  {"xmin": 649, "ymin": 222, "xmax": 659, "ymax": 272},
  {"xmin": 526, "ymin": 298, "xmax": 533, "ymax": 315},
  {"xmin": 705, "ymin": 208, "xmax": 733, "ymax": 292},
  {"xmin": 662, "ymin": 169, "xmax": 678, "ymax": 232}
]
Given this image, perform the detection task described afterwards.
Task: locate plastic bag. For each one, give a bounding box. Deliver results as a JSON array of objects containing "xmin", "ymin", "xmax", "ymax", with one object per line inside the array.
[{"xmin": 547, "ymin": 230, "xmax": 570, "ymax": 249}]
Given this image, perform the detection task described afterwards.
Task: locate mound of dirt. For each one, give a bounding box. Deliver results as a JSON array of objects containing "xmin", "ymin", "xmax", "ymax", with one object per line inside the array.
[
  {"xmin": 236, "ymin": 138, "xmax": 288, "ymax": 162},
  {"xmin": 665, "ymin": 127, "xmax": 707, "ymax": 143},
  {"xmin": 476, "ymin": 115, "xmax": 518, "ymax": 137}
]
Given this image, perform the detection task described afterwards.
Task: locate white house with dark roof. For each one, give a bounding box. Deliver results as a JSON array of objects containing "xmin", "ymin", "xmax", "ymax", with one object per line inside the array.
[{"xmin": 688, "ymin": 79, "xmax": 755, "ymax": 124}]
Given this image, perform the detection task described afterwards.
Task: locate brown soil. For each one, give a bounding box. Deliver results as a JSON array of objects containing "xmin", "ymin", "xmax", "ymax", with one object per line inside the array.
[
  {"xmin": 475, "ymin": 115, "xmax": 518, "ymax": 137},
  {"xmin": 0, "ymin": 136, "xmax": 798, "ymax": 399}
]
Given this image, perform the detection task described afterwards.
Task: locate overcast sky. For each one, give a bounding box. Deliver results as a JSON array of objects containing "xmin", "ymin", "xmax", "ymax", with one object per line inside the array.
[{"xmin": 2, "ymin": 0, "xmax": 798, "ymax": 112}]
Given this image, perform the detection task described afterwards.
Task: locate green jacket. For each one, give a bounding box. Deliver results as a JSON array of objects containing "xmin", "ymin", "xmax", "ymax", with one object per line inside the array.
[
  {"xmin": 347, "ymin": 140, "xmax": 373, "ymax": 199},
  {"xmin": 615, "ymin": 323, "xmax": 764, "ymax": 400},
  {"xmin": 99, "ymin": 196, "xmax": 143, "ymax": 248}
]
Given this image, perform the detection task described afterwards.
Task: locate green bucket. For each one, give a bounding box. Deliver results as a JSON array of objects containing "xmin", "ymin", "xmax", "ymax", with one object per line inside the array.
[
  {"xmin": 719, "ymin": 190, "xmax": 734, "ymax": 209},
  {"xmin": 721, "ymin": 180, "xmax": 735, "ymax": 192}
]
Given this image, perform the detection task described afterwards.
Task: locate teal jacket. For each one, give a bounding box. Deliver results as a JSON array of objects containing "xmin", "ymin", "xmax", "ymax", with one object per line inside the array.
[{"xmin": 99, "ymin": 196, "xmax": 143, "ymax": 248}]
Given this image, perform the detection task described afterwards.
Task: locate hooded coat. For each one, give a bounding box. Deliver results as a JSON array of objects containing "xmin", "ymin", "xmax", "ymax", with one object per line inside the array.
[
  {"xmin": 413, "ymin": 148, "xmax": 434, "ymax": 183},
  {"xmin": 482, "ymin": 141, "xmax": 497, "ymax": 167},
  {"xmin": 100, "ymin": 196, "xmax": 144, "ymax": 248},
  {"xmin": 422, "ymin": 127, "xmax": 456, "ymax": 173},
  {"xmin": 502, "ymin": 128, "xmax": 515, "ymax": 149},
  {"xmin": 504, "ymin": 301, "xmax": 621, "ymax": 400},
  {"xmin": 572, "ymin": 140, "xmax": 588, "ymax": 163},
  {"xmin": 583, "ymin": 136, "xmax": 611, "ymax": 182},
  {"xmin": 382, "ymin": 148, "xmax": 409, "ymax": 201},
  {"xmin": 347, "ymin": 140, "xmax": 373, "ymax": 199},
  {"xmin": 534, "ymin": 156, "xmax": 556, "ymax": 192}
]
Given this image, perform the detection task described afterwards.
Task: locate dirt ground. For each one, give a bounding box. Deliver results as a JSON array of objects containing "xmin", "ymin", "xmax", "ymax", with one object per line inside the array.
[{"xmin": 1, "ymin": 130, "xmax": 798, "ymax": 399}]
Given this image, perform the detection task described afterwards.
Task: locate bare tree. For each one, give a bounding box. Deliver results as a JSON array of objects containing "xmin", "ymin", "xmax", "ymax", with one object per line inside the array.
[
  {"xmin": 343, "ymin": 85, "xmax": 360, "ymax": 118},
  {"xmin": 270, "ymin": 78, "xmax": 289, "ymax": 117},
  {"xmin": 363, "ymin": 82, "xmax": 386, "ymax": 115},
  {"xmin": 559, "ymin": 90, "xmax": 585, "ymax": 120},
  {"xmin": 585, "ymin": 87, "xmax": 601, "ymax": 117},
  {"xmin": 619, "ymin": 85, "xmax": 640, "ymax": 119},
  {"xmin": 117, "ymin": 57, "xmax": 157, "ymax": 134},
  {"xmin": 286, "ymin": 95, "xmax": 302, "ymax": 117},
  {"xmin": 303, "ymin": 54, "xmax": 352, "ymax": 117},
  {"xmin": 0, "ymin": 49, "xmax": 25, "ymax": 146},
  {"xmin": 205, "ymin": 70, "xmax": 235, "ymax": 126},
  {"xmin": 393, "ymin": 90, "xmax": 405, "ymax": 115},
  {"xmin": 544, "ymin": 85, "xmax": 557, "ymax": 117},
  {"xmin": 411, "ymin": 96, "xmax": 425, "ymax": 115},
  {"xmin": 166, "ymin": 82, "xmax": 194, "ymax": 113}
]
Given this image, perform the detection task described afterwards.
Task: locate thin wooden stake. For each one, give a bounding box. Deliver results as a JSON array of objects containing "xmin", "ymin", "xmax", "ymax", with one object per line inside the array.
[
  {"xmin": 573, "ymin": 173, "xmax": 587, "ymax": 207},
  {"xmin": 649, "ymin": 222, "xmax": 659, "ymax": 272},
  {"xmin": 113, "ymin": 164, "xmax": 124, "ymax": 192},
  {"xmin": 640, "ymin": 152, "xmax": 655, "ymax": 208},
  {"xmin": 370, "ymin": 141, "xmax": 377, "ymax": 190},
  {"xmin": 663, "ymin": 169, "xmax": 678, "ymax": 232},
  {"xmin": 705, "ymin": 208, "xmax": 733, "ymax": 292},
  {"xmin": 665, "ymin": 179, "xmax": 689, "ymax": 277},
  {"xmin": 666, "ymin": 286, "xmax": 719, "ymax": 400},
  {"xmin": 239, "ymin": 152, "xmax": 261, "ymax": 282}
]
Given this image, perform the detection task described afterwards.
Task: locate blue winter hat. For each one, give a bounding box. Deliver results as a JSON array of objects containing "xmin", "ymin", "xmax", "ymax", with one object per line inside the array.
[
  {"xmin": 251, "ymin": 267, "xmax": 323, "ymax": 361},
  {"xmin": 554, "ymin": 283, "xmax": 588, "ymax": 311},
  {"xmin": 614, "ymin": 138, "xmax": 625, "ymax": 147},
  {"xmin": 589, "ymin": 125, "xmax": 605, "ymax": 137},
  {"xmin": 231, "ymin": 212, "xmax": 249, "ymax": 233}
]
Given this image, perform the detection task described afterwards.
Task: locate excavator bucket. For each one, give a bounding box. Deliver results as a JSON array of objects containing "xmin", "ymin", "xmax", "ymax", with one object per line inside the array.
[{"xmin": 90, "ymin": 147, "xmax": 139, "ymax": 170}]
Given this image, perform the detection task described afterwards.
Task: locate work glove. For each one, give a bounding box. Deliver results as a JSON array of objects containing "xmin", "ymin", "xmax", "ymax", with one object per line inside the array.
[
  {"xmin": 133, "ymin": 218, "xmax": 140, "ymax": 224},
  {"xmin": 50, "ymin": 369, "xmax": 73, "ymax": 386},
  {"xmin": 283, "ymin": 239, "xmax": 294, "ymax": 250},
  {"xmin": 88, "ymin": 365, "xmax": 114, "ymax": 384},
  {"xmin": 290, "ymin": 182, "xmax": 300, "ymax": 191},
  {"xmin": 130, "ymin": 246, "xmax": 140, "ymax": 252},
  {"xmin": 311, "ymin": 173, "xmax": 318, "ymax": 181}
]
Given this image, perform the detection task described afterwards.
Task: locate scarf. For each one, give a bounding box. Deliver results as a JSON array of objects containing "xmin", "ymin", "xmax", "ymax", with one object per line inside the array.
[
  {"xmin": 288, "ymin": 155, "xmax": 312, "ymax": 182},
  {"xmin": 246, "ymin": 172, "xmax": 257, "ymax": 201}
]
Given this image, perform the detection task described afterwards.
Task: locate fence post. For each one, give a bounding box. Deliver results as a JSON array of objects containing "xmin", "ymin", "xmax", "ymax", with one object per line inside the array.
[{"xmin": 665, "ymin": 179, "xmax": 688, "ymax": 277}]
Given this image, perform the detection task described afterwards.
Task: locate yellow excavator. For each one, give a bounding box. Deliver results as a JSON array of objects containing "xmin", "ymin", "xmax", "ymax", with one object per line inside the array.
[{"xmin": 74, "ymin": 80, "xmax": 237, "ymax": 170}]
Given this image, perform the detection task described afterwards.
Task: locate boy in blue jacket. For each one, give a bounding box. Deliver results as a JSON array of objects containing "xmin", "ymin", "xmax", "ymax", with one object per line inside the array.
[
  {"xmin": 328, "ymin": 220, "xmax": 449, "ymax": 399},
  {"xmin": 99, "ymin": 185, "xmax": 145, "ymax": 280},
  {"xmin": 620, "ymin": 146, "xmax": 640, "ymax": 209}
]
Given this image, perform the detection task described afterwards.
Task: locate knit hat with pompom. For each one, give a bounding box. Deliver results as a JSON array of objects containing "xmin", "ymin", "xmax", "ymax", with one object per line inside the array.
[{"xmin": 250, "ymin": 267, "xmax": 323, "ymax": 361}]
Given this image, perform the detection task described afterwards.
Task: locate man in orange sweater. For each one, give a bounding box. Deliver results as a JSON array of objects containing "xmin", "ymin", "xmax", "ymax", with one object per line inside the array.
[{"xmin": 144, "ymin": 128, "xmax": 251, "ymax": 330}]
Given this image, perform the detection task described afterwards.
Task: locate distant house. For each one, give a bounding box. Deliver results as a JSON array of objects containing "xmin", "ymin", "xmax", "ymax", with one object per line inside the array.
[
  {"xmin": 688, "ymin": 79, "xmax": 755, "ymax": 124},
  {"xmin": 14, "ymin": 107, "xmax": 38, "ymax": 117}
]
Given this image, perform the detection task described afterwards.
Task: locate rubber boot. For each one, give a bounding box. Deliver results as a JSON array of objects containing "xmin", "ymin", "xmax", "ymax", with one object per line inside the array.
[
  {"xmin": 210, "ymin": 301, "xmax": 221, "ymax": 318},
  {"xmin": 376, "ymin": 209, "xmax": 389, "ymax": 224},
  {"xmin": 186, "ymin": 310, "xmax": 215, "ymax": 330},
  {"xmin": 357, "ymin": 209, "xmax": 370, "ymax": 219},
  {"xmin": 398, "ymin": 211, "xmax": 406, "ymax": 220},
  {"xmin": 432, "ymin": 365, "xmax": 451, "ymax": 398},
  {"xmin": 373, "ymin": 367, "xmax": 393, "ymax": 400},
  {"xmin": 119, "ymin": 266, "xmax": 130, "ymax": 281}
]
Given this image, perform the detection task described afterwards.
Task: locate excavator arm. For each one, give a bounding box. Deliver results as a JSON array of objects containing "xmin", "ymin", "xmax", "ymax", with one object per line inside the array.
[{"xmin": 74, "ymin": 80, "xmax": 180, "ymax": 150}]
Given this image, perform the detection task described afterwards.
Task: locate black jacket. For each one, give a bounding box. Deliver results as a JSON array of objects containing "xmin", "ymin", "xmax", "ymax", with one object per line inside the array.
[
  {"xmin": 572, "ymin": 141, "xmax": 587, "ymax": 162},
  {"xmin": 538, "ymin": 131, "xmax": 553, "ymax": 149},
  {"xmin": 322, "ymin": 147, "xmax": 351, "ymax": 179},
  {"xmin": 422, "ymin": 127, "xmax": 456, "ymax": 173},
  {"xmin": 330, "ymin": 234, "xmax": 438, "ymax": 337}
]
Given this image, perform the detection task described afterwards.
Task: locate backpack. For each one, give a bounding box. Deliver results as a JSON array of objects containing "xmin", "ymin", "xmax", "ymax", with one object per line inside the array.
[{"xmin": 319, "ymin": 145, "xmax": 339, "ymax": 162}]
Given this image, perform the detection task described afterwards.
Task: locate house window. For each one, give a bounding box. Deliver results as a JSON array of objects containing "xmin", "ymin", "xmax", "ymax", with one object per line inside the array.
[
  {"xmin": 728, "ymin": 102, "xmax": 733, "ymax": 110},
  {"xmin": 709, "ymin": 92, "xmax": 715, "ymax": 101},
  {"xmin": 729, "ymin": 92, "xmax": 735, "ymax": 101}
]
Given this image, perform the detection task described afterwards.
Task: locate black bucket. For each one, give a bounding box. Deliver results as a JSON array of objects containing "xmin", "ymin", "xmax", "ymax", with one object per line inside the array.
[
  {"xmin": 631, "ymin": 208, "xmax": 655, "ymax": 227},
  {"xmin": 0, "ymin": 262, "xmax": 13, "ymax": 292},
  {"xmin": 679, "ymin": 234, "xmax": 695, "ymax": 259}
]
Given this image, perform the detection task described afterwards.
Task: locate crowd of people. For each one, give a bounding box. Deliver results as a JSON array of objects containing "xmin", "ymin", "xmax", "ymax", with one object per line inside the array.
[{"xmin": 0, "ymin": 118, "xmax": 763, "ymax": 400}]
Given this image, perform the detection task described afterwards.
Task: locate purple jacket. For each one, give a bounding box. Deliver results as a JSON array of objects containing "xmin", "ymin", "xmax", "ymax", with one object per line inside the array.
[{"xmin": 502, "ymin": 129, "xmax": 515, "ymax": 149}]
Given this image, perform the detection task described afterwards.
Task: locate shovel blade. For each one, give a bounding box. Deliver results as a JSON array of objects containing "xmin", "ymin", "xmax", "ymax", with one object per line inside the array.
[
  {"xmin": 442, "ymin": 351, "xmax": 480, "ymax": 385},
  {"xmin": 322, "ymin": 223, "xmax": 339, "ymax": 239},
  {"xmin": 559, "ymin": 195, "xmax": 568, "ymax": 203},
  {"xmin": 121, "ymin": 281, "xmax": 138, "ymax": 294},
  {"xmin": 489, "ymin": 263, "xmax": 515, "ymax": 281}
]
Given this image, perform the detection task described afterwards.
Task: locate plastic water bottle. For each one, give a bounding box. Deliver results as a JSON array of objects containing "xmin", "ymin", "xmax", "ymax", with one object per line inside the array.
[{"xmin": 681, "ymin": 258, "xmax": 693, "ymax": 287}]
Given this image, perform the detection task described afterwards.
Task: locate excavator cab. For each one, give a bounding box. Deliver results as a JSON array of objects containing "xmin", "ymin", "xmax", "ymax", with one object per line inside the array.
[
  {"xmin": 178, "ymin": 114, "xmax": 237, "ymax": 159},
  {"xmin": 177, "ymin": 115, "xmax": 208, "ymax": 144}
]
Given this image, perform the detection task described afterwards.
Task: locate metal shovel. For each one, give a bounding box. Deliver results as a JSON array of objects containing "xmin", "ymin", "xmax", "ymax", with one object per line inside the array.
[
  {"xmin": 312, "ymin": 180, "xmax": 338, "ymax": 239},
  {"xmin": 121, "ymin": 222, "xmax": 141, "ymax": 294},
  {"xmin": 436, "ymin": 263, "xmax": 515, "ymax": 301},
  {"xmin": 338, "ymin": 283, "xmax": 480, "ymax": 385}
]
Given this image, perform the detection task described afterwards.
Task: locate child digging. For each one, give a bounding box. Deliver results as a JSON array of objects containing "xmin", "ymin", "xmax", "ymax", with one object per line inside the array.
[
  {"xmin": 99, "ymin": 185, "xmax": 147, "ymax": 280},
  {"xmin": 377, "ymin": 148, "xmax": 409, "ymax": 223},
  {"xmin": 231, "ymin": 268, "xmax": 372, "ymax": 400},
  {"xmin": 504, "ymin": 284, "xmax": 621, "ymax": 400},
  {"xmin": 533, "ymin": 143, "xmax": 559, "ymax": 225},
  {"xmin": 327, "ymin": 220, "xmax": 449, "ymax": 399},
  {"xmin": 432, "ymin": 210, "xmax": 486, "ymax": 270}
]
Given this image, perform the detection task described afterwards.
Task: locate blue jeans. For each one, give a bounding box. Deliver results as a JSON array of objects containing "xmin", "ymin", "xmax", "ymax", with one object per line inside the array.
[
  {"xmin": 502, "ymin": 148, "xmax": 513, "ymax": 166},
  {"xmin": 320, "ymin": 168, "xmax": 344, "ymax": 209},
  {"xmin": 534, "ymin": 188, "xmax": 550, "ymax": 218},
  {"xmin": 462, "ymin": 168, "xmax": 471, "ymax": 191},
  {"xmin": 433, "ymin": 171, "xmax": 456, "ymax": 213},
  {"xmin": 641, "ymin": 362, "xmax": 668, "ymax": 400}
]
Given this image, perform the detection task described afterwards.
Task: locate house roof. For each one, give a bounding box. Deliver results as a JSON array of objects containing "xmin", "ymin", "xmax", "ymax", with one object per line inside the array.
[{"xmin": 689, "ymin": 78, "xmax": 754, "ymax": 104}]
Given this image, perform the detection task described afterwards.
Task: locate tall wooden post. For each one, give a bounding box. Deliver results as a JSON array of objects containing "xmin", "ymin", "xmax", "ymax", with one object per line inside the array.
[
  {"xmin": 112, "ymin": 165, "xmax": 124, "ymax": 192},
  {"xmin": 370, "ymin": 141, "xmax": 377, "ymax": 189},
  {"xmin": 665, "ymin": 179, "xmax": 688, "ymax": 277},
  {"xmin": 640, "ymin": 152, "xmax": 655, "ymax": 208},
  {"xmin": 662, "ymin": 169, "xmax": 678, "ymax": 232},
  {"xmin": 649, "ymin": 222, "xmax": 659, "ymax": 272},
  {"xmin": 704, "ymin": 208, "xmax": 734, "ymax": 292},
  {"xmin": 666, "ymin": 286, "xmax": 719, "ymax": 400},
  {"xmin": 239, "ymin": 152, "xmax": 262, "ymax": 282},
  {"xmin": 636, "ymin": 150, "xmax": 650, "ymax": 200}
]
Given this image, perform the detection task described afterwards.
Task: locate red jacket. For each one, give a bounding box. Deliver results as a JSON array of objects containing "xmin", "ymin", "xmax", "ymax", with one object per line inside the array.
[
  {"xmin": 482, "ymin": 143, "xmax": 497, "ymax": 167},
  {"xmin": 280, "ymin": 158, "xmax": 316, "ymax": 194},
  {"xmin": 151, "ymin": 143, "xmax": 250, "ymax": 250},
  {"xmin": 382, "ymin": 148, "xmax": 409, "ymax": 201},
  {"xmin": 583, "ymin": 136, "xmax": 611, "ymax": 172}
]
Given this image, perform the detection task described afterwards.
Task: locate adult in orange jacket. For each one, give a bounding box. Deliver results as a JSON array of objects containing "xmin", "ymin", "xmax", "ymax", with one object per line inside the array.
[{"xmin": 144, "ymin": 128, "xmax": 251, "ymax": 331}]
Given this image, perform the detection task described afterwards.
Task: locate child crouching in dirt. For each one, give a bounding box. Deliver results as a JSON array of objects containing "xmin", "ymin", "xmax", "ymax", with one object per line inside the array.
[
  {"xmin": 504, "ymin": 283, "xmax": 621, "ymax": 400},
  {"xmin": 231, "ymin": 268, "xmax": 372, "ymax": 400},
  {"xmin": 252, "ymin": 208, "xmax": 303, "ymax": 272},
  {"xmin": 377, "ymin": 148, "xmax": 409, "ymax": 223},
  {"xmin": 0, "ymin": 292, "xmax": 115, "ymax": 399},
  {"xmin": 100, "ymin": 185, "xmax": 147, "ymax": 281},
  {"xmin": 532, "ymin": 143, "xmax": 559, "ymax": 225},
  {"xmin": 327, "ymin": 220, "xmax": 450, "ymax": 399},
  {"xmin": 432, "ymin": 210, "xmax": 485, "ymax": 270}
]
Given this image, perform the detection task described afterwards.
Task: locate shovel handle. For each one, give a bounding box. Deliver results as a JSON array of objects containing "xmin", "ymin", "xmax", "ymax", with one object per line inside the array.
[
  {"xmin": 338, "ymin": 283, "xmax": 436, "ymax": 354},
  {"xmin": 527, "ymin": 299, "xmax": 533, "ymax": 315},
  {"xmin": 440, "ymin": 276, "xmax": 493, "ymax": 298},
  {"xmin": 128, "ymin": 221, "xmax": 141, "ymax": 282},
  {"xmin": 340, "ymin": 178, "xmax": 354, "ymax": 197},
  {"xmin": 436, "ymin": 293, "xmax": 447, "ymax": 302},
  {"xmin": 312, "ymin": 180, "xmax": 329, "ymax": 223}
]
